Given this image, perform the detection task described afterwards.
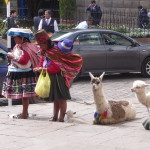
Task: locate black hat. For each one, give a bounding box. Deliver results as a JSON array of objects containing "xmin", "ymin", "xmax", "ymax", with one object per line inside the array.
[
  {"xmin": 91, "ymin": 0, "xmax": 96, "ymax": 3},
  {"xmin": 138, "ymin": 5, "xmax": 142, "ymax": 9}
]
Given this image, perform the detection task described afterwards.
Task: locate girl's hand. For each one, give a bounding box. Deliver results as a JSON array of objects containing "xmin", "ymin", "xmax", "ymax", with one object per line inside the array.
[{"xmin": 37, "ymin": 49, "xmax": 46, "ymax": 56}]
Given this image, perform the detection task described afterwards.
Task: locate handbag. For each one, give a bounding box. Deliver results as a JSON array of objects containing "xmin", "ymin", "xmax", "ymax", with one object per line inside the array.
[{"xmin": 35, "ymin": 69, "xmax": 51, "ymax": 98}]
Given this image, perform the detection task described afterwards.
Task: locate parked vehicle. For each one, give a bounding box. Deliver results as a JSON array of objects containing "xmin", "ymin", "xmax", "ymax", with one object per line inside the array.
[
  {"xmin": 0, "ymin": 43, "xmax": 8, "ymax": 94},
  {"xmin": 52, "ymin": 29, "xmax": 150, "ymax": 77}
]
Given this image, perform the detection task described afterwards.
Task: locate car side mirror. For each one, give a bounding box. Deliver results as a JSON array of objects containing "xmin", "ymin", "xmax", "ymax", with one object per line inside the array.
[{"xmin": 131, "ymin": 41, "xmax": 138, "ymax": 47}]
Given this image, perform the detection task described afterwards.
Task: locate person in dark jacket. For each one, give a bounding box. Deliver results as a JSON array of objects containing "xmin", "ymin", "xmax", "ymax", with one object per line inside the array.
[
  {"xmin": 38, "ymin": 10, "xmax": 59, "ymax": 34},
  {"xmin": 86, "ymin": 0, "xmax": 102, "ymax": 25},
  {"xmin": 9, "ymin": 10, "xmax": 18, "ymax": 49},
  {"xmin": 9, "ymin": 10, "xmax": 18, "ymax": 28},
  {"xmin": 33, "ymin": 9, "xmax": 44, "ymax": 32},
  {"xmin": 137, "ymin": 5, "xmax": 149, "ymax": 28}
]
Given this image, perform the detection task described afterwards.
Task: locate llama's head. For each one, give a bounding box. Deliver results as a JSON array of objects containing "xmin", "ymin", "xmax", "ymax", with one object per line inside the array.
[
  {"xmin": 89, "ymin": 72, "xmax": 105, "ymax": 90},
  {"xmin": 65, "ymin": 110, "xmax": 76, "ymax": 119},
  {"xmin": 131, "ymin": 80, "xmax": 150, "ymax": 93}
]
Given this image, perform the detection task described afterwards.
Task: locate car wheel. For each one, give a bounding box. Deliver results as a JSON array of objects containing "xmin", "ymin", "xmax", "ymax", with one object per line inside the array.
[{"xmin": 141, "ymin": 57, "xmax": 150, "ymax": 77}]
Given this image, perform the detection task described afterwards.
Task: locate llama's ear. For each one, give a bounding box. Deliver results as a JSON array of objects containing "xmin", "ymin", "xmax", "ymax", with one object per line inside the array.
[
  {"xmin": 89, "ymin": 72, "xmax": 94, "ymax": 79},
  {"xmin": 100, "ymin": 72, "xmax": 105, "ymax": 80}
]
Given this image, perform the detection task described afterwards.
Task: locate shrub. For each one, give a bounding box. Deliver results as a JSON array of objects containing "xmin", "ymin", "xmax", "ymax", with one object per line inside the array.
[{"xmin": 59, "ymin": 0, "xmax": 77, "ymax": 20}]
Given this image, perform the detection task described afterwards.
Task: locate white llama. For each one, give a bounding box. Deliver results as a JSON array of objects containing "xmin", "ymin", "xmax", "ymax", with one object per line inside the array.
[
  {"xmin": 65, "ymin": 110, "xmax": 88, "ymax": 124},
  {"xmin": 89, "ymin": 72, "xmax": 136, "ymax": 125},
  {"xmin": 131, "ymin": 80, "xmax": 150, "ymax": 108}
]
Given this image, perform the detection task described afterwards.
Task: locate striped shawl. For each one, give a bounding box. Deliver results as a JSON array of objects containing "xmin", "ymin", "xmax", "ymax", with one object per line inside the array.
[{"xmin": 45, "ymin": 47, "xmax": 83, "ymax": 88}]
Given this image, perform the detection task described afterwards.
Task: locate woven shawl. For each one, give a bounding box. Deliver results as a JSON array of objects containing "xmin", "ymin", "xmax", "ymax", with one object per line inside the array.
[
  {"xmin": 45, "ymin": 47, "xmax": 83, "ymax": 88},
  {"xmin": 14, "ymin": 42, "xmax": 41, "ymax": 68}
]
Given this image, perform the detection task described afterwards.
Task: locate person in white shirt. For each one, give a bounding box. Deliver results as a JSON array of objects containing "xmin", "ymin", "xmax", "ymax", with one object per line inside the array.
[
  {"xmin": 75, "ymin": 16, "xmax": 93, "ymax": 29},
  {"xmin": 38, "ymin": 10, "xmax": 59, "ymax": 33}
]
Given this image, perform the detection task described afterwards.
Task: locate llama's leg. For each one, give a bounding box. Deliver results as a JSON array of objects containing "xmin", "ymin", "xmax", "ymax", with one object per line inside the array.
[{"xmin": 93, "ymin": 119, "xmax": 100, "ymax": 125}]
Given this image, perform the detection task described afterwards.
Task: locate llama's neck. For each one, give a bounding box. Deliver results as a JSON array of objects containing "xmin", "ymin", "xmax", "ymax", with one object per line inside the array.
[
  {"xmin": 93, "ymin": 87, "xmax": 109, "ymax": 113},
  {"xmin": 135, "ymin": 90, "xmax": 147, "ymax": 106}
]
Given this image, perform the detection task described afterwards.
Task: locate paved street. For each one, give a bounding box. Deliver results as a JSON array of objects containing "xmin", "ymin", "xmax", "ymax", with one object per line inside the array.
[
  {"xmin": 71, "ymin": 72, "xmax": 150, "ymax": 102},
  {"xmin": 0, "ymin": 73, "xmax": 150, "ymax": 150}
]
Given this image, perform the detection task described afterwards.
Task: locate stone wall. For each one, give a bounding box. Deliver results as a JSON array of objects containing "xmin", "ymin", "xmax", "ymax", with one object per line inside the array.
[
  {"xmin": 134, "ymin": 38, "xmax": 150, "ymax": 44},
  {"xmin": 10, "ymin": 0, "xmax": 18, "ymax": 8},
  {"xmin": 76, "ymin": 0, "xmax": 150, "ymax": 24},
  {"xmin": 77, "ymin": 0, "xmax": 150, "ymax": 12}
]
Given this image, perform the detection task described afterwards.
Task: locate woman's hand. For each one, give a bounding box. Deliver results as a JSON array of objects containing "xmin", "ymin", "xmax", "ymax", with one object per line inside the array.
[
  {"xmin": 7, "ymin": 52, "xmax": 14, "ymax": 60},
  {"xmin": 33, "ymin": 67, "xmax": 43, "ymax": 72}
]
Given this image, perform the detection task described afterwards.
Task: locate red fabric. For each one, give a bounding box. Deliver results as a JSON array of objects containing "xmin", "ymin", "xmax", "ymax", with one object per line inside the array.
[
  {"xmin": 37, "ymin": 35, "xmax": 49, "ymax": 44},
  {"xmin": 38, "ymin": 56, "xmax": 61, "ymax": 74},
  {"xmin": 14, "ymin": 42, "xmax": 41, "ymax": 68},
  {"xmin": 17, "ymin": 49, "xmax": 30, "ymax": 65},
  {"xmin": 46, "ymin": 47, "xmax": 83, "ymax": 88}
]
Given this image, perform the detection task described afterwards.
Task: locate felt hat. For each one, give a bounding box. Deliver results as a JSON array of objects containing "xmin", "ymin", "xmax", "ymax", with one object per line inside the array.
[
  {"xmin": 34, "ymin": 29, "xmax": 53, "ymax": 44},
  {"xmin": 58, "ymin": 39, "xmax": 73, "ymax": 53}
]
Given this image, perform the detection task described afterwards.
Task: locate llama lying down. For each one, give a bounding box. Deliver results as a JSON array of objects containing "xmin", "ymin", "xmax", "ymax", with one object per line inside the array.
[
  {"xmin": 65, "ymin": 110, "xmax": 88, "ymax": 124},
  {"xmin": 89, "ymin": 72, "xmax": 136, "ymax": 125}
]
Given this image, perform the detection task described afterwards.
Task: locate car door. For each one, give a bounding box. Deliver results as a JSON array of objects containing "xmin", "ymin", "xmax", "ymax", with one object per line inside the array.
[
  {"xmin": 72, "ymin": 32, "xmax": 106, "ymax": 74},
  {"xmin": 0, "ymin": 48, "xmax": 8, "ymax": 93},
  {"xmin": 102, "ymin": 32, "xmax": 140, "ymax": 71}
]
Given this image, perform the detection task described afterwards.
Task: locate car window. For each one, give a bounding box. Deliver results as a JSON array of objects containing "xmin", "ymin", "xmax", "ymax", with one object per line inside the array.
[
  {"xmin": 52, "ymin": 32, "xmax": 73, "ymax": 41},
  {"xmin": 74, "ymin": 33, "xmax": 101, "ymax": 46},
  {"xmin": 103, "ymin": 33, "xmax": 132, "ymax": 46},
  {"xmin": 0, "ymin": 48, "xmax": 8, "ymax": 65}
]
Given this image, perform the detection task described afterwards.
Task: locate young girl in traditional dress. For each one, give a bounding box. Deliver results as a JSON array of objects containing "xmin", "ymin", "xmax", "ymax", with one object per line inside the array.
[{"xmin": 34, "ymin": 30, "xmax": 83, "ymax": 122}]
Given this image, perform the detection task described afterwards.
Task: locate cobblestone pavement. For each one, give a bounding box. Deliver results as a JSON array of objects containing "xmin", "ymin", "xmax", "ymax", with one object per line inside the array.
[
  {"xmin": 70, "ymin": 72, "xmax": 150, "ymax": 102},
  {"xmin": 0, "ymin": 73, "xmax": 150, "ymax": 150}
]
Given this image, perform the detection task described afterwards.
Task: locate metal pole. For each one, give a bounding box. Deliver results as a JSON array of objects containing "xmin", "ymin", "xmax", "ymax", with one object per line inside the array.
[
  {"xmin": 6, "ymin": 1, "xmax": 12, "ymax": 107},
  {"xmin": 7, "ymin": 1, "xmax": 11, "ymax": 52}
]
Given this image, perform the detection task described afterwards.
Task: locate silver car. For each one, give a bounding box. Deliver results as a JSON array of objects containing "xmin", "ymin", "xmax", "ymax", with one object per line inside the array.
[{"xmin": 52, "ymin": 29, "xmax": 150, "ymax": 77}]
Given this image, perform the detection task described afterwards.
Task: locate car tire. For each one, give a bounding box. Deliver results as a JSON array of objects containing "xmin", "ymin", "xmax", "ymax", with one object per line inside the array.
[{"xmin": 141, "ymin": 57, "xmax": 150, "ymax": 77}]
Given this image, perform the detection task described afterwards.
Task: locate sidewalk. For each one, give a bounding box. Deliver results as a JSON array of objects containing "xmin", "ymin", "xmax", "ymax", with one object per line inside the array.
[{"xmin": 0, "ymin": 97, "xmax": 149, "ymax": 150}]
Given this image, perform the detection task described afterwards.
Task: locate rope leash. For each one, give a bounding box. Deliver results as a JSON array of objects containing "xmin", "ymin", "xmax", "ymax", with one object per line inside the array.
[{"xmin": 69, "ymin": 99, "xmax": 95, "ymax": 105}]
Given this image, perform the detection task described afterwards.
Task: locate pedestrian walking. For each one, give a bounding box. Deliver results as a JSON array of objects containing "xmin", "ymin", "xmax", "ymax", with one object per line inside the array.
[
  {"xmin": 2, "ymin": 28, "xmax": 40, "ymax": 119},
  {"xmin": 38, "ymin": 10, "xmax": 59, "ymax": 34},
  {"xmin": 86, "ymin": 0, "xmax": 102, "ymax": 25},
  {"xmin": 33, "ymin": 9, "xmax": 44, "ymax": 32},
  {"xmin": 33, "ymin": 30, "xmax": 83, "ymax": 122},
  {"xmin": 75, "ymin": 16, "xmax": 93, "ymax": 29},
  {"xmin": 137, "ymin": 5, "xmax": 149, "ymax": 28},
  {"xmin": 9, "ymin": 10, "xmax": 19, "ymax": 49}
]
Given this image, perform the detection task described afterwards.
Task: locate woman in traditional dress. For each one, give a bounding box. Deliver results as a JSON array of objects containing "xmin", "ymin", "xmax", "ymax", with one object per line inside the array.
[
  {"xmin": 2, "ymin": 28, "xmax": 40, "ymax": 119},
  {"xmin": 34, "ymin": 29, "xmax": 83, "ymax": 122}
]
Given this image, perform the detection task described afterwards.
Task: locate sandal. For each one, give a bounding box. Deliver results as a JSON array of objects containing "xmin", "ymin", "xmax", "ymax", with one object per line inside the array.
[
  {"xmin": 49, "ymin": 117, "xmax": 57, "ymax": 121},
  {"xmin": 58, "ymin": 119, "xmax": 64, "ymax": 122},
  {"xmin": 16, "ymin": 113, "xmax": 29, "ymax": 119}
]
